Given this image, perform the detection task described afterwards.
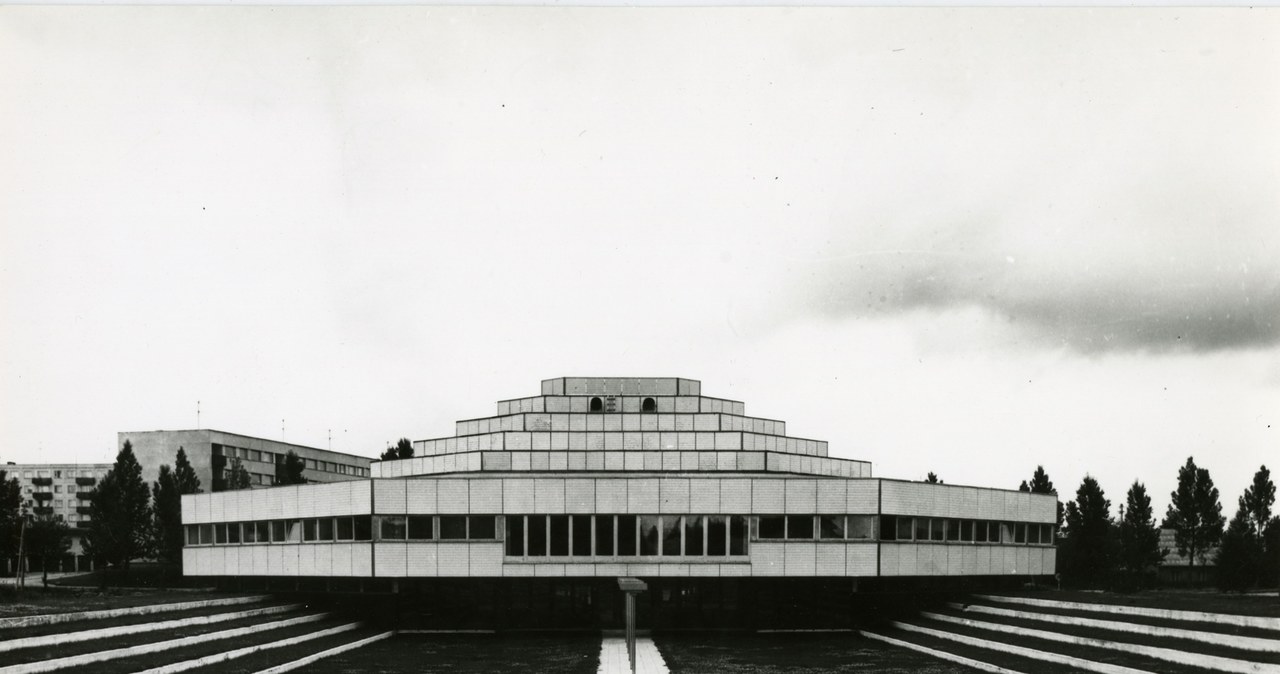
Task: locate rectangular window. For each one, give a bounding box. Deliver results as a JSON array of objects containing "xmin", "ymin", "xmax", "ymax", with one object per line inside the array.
[
  {"xmin": 730, "ymin": 516, "xmax": 748, "ymax": 555},
  {"xmin": 336, "ymin": 517, "xmax": 355, "ymax": 541},
  {"xmin": 54, "ymin": 486, "xmax": 61, "ymax": 493},
  {"xmin": 571, "ymin": 516, "xmax": 591, "ymax": 556},
  {"xmin": 786, "ymin": 515, "xmax": 815, "ymax": 540},
  {"xmin": 271, "ymin": 520, "xmax": 286, "ymax": 542},
  {"xmin": 256, "ymin": 521, "xmax": 271, "ymax": 543},
  {"xmin": 1000, "ymin": 522, "xmax": 1013, "ymax": 544},
  {"xmin": 1028, "ymin": 523, "xmax": 1040, "ymax": 545},
  {"xmin": 408, "ymin": 516, "xmax": 433, "ymax": 540},
  {"xmin": 617, "ymin": 515, "xmax": 637, "ymax": 556},
  {"xmin": 947, "ymin": 519, "xmax": 961, "ymax": 542},
  {"xmin": 915, "ymin": 518, "xmax": 930, "ymax": 541},
  {"xmin": 317, "ymin": 518, "xmax": 334, "ymax": 541},
  {"xmin": 880, "ymin": 516, "xmax": 897, "ymax": 541},
  {"xmin": 186, "ymin": 525, "xmax": 198, "ymax": 545},
  {"xmin": 639, "ymin": 516, "xmax": 660, "ymax": 556},
  {"xmin": 549, "ymin": 515, "xmax": 570, "ymax": 556},
  {"xmin": 897, "ymin": 517, "xmax": 914, "ymax": 541},
  {"xmin": 242, "ymin": 522, "xmax": 256, "ymax": 544},
  {"xmin": 439, "ymin": 516, "xmax": 467, "ymax": 540},
  {"xmin": 1043, "ymin": 524, "xmax": 1055, "ymax": 545},
  {"xmin": 381, "ymin": 516, "xmax": 407, "ymax": 541},
  {"xmin": 303, "ymin": 519, "xmax": 316, "ymax": 542},
  {"xmin": 594, "ymin": 515, "xmax": 614, "ymax": 556},
  {"xmin": 469, "ymin": 516, "xmax": 497, "ymax": 540},
  {"xmin": 1015, "ymin": 523, "xmax": 1027, "ymax": 544},
  {"xmin": 757, "ymin": 516, "xmax": 785, "ymax": 539},
  {"xmin": 506, "ymin": 516, "xmax": 525, "ymax": 555},
  {"xmin": 848, "ymin": 515, "xmax": 876, "ymax": 540},
  {"xmin": 354, "ymin": 517, "xmax": 372, "ymax": 541},
  {"xmin": 684, "ymin": 516, "xmax": 704, "ymax": 556},
  {"xmin": 661, "ymin": 516, "xmax": 682, "ymax": 556},
  {"xmin": 216, "ymin": 524, "xmax": 228, "ymax": 544},
  {"xmin": 975, "ymin": 520, "xmax": 989, "ymax": 543},
  {"xmin": 528, "ymin": 515, "xmax": 547, "ymax": 556},
  {"xmin": 199, "ymin": 524, "xmax": 213, "ymax": 545},
  {"xmin": 286, "ymin": 520, "xmax": 302, "ymax": 542},
  {"xmin": 707, "ymin": 516, "xmax": 727, "ymax": 556},
  {"xmin": 819, "ymin": 515, "xmax": 846, "ymax": 540},
  {"xmin": 227, "ymin": 522, "xmax": 240, "ymax": 544},
  {"xmin": 960, "ymin": 520, "xmax": 974, "ymax": 542}
]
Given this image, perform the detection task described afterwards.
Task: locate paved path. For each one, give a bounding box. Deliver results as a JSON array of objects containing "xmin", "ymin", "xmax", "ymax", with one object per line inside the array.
[{"xmin": 598, "ymin": 636, "xmax": 669, "ymax": 674}]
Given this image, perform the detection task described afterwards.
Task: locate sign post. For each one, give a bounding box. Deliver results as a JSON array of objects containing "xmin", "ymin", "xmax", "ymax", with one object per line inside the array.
[{"xmin": 616, "ymin": 577, "xmax": 648, "ymax": 674}]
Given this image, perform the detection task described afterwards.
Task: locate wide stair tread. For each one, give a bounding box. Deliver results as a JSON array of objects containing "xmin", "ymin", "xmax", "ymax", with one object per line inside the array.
[
  {"xmin": 51, "ymin": 616, "xmax": 356, "ymax": 674},
  {"xmin": 962, "ymin": 596, "xmax": 1280, "ymax": 642},
  {"xmin": 0, "ymin": 601, "xmax": 302, "ymax": 647},
  {"xmin": 180, "ymin": 625, "xmax": 390, "ymax": 674},
  {"xmin": 902, "ymin": 614, "xmax": 1256, "ymax": 674},
  {"xmin": 862, "ymin": 625, "xmax": 1087, "ymax": 674},
  {"xmin": 939, "ymin": 604, "xmax": 1280, "ymax": 663},
  {"xmin": 0, "ymin": 609, "xmax": 326, "ymax": 669}
]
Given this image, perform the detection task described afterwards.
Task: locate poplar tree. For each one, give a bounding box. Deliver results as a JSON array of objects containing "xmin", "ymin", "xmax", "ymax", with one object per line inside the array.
[
  {"xmin": 1020, "ymin": 465, "xmax": 1063, "ymax": 526},
  {"xmin": 0, "ymin": 471, "xmax": 23, "ymax": 567},
  {"xmin": 1118, "ymin": 481, "xmax": 1164, "ymax": 588},
  {"xmin": 151, "ymin": 465, "xmax": 183, "ymax": 565},
  {"xmin": 84, "ymin": 440, "xmax": 152, "ymax": 581},
  {"xmin": 174, "ymin": 447, "xmax": 202, "ymax": 495},
  {"xmin": 1062, "ymin": 475, "xmax": 1115, "ymax": 586},
  {"xmin": 1241, "ymin": 466, "xmax": 1275, "ymax": 538},
  {"xmin": 276, "ymin": 451, "xmax": 308, "ymax": 485},
  {"xmin": 1166, "ymin": 457, "xmax": 1225, "ymax": 567}
]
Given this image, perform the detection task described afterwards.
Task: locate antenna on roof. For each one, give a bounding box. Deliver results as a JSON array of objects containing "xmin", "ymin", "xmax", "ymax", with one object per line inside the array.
[
  {"xmin": 197, "ymin": 401, "xmax": 201, "ymax": 429},
  {"xmin": 282, "ymin": 419, "xmax": 285, "ymax": 441}
]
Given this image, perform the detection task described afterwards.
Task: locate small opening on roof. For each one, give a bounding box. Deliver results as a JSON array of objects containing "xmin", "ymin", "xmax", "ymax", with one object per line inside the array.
[
  {"xmin": 642, "ymin": 398, "xmax": 657, "ymax": 412},
  {"xmin": 590, "ymin": 397, "xmax": 603, "ymax": 413}
]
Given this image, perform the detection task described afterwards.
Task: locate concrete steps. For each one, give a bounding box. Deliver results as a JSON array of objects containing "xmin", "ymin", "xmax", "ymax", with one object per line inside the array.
[
  {"xmin": 861, "ymin": 594, "xmax": 1280, "ymax": 674},
  {"xmin": 0, "ymin": 595, "xmax": 382, "ymax": 674}
]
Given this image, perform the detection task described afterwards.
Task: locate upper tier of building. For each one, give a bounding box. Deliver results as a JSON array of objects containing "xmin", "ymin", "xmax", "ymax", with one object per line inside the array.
[{"xmin": 379, "ymin": 377, "xmax": 872, "ymax": 480}]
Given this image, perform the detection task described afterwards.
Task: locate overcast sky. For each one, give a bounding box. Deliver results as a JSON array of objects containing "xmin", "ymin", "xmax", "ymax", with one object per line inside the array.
[{"xmin": 2, "ymin": 7, "xmax": 1276, "ymax": 519}]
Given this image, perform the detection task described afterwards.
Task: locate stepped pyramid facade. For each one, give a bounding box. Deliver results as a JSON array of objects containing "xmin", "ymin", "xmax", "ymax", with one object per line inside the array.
[{"xmin": 182, "ymin": 377, "xmax": 1056, "ymax": 628}]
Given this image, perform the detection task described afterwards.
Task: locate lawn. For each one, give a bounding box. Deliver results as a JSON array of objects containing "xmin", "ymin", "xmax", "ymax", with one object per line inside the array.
[
  {"xmin": 655, "ymin": 632, "xmax": 982, "ymax": 673},
  {"xmin": 0, "ymin": 586, "xmax": 237, "ymax": 619},
  {"xmin": 299, "ymin": 633, "xmax": 601, "ymax": 674}
]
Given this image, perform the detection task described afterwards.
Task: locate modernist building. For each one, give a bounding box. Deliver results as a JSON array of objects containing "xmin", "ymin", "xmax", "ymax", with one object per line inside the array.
[
  {"xmin": 122, "ymin": 429, "xmax": 372, "ymax": 493},
  {"xmin": 2, "ymin": 462, "xmax": 112, "ymax": 572},
  {"xmin": 181, "ymin": 377, "xmax": 1057, "ymax": 628}
]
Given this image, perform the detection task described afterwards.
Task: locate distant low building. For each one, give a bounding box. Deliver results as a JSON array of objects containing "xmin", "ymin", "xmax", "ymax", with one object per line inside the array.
[
  {"xmin": 2, "ymin": 462, "xmax": 111, "ymax": 573},
  {"xmin": 1158, "ymin": 527, "xmax": 1216, "ymax": 587},
  {"xmin": 120, "ymin": 429, "xmax": 373, "ymax": 493}
]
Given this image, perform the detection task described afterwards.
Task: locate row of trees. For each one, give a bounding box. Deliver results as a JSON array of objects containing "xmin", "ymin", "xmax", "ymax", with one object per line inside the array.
[
  {"xmin": 1042, "ymin": 458, "xmax": 1279, "ymax": 591},
  {"xmin": 2, "ymin": 441, "xmax": 313, "ymax": 587}
]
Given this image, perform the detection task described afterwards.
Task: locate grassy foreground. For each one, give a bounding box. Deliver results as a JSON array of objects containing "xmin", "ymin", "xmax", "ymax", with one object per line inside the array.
[
  {"xmin": 655, "ymin": 632, "xmax": 980, "ymax": 673},
  {"xmin": 299, "ymin": 633, "xmax": 601, "ymax": 674}
]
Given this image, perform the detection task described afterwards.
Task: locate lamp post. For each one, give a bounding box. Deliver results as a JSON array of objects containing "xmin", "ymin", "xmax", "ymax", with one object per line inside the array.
[{"xmin": 616, "ymin": 577, "xmax": 647, "ymax": 674}]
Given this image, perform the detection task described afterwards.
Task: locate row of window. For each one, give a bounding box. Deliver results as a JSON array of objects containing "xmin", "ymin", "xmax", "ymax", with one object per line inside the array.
[
  {"xmin": 18, "ymin": 469, "xmax": 104, "ymax": 479},
  {"xmin": 24, "ymin": 485, "xmax": 87, "ymax": 494},
  {"xmin": 503, "ymin": 515, "xmax": 750, "ymax": 558},
  {"xmin": 879, "ymin": 516, "xmax": 1055, "ymax": 546},
  {"xmin": 212, "ymin": 444, "xmax": 370, "ymax": 477},
  {"xmin": 184, "ymin": 514, "xmax": 1055, "ymax": 551}
]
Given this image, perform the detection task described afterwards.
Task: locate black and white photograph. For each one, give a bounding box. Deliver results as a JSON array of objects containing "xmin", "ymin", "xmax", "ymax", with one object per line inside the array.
[{"xmin": 1, "ymin": 5, "xmax": 1277, "ymax": 673}]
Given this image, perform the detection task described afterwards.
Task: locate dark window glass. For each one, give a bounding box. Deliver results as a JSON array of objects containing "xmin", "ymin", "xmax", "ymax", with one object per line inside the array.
[
  {"xmin": 1027, "ymin": 523, "xmax": 1040, "ymax": 545},
  {"xmin": 1015, "ymin": 523, "xmax": 1027, "ymax": 544},
  {"xmin": 318, "ymin": 518, "xmax": 334, "ymax": 541},
  {"xmin": 271, "ymin": 521, "xmax": 286, "ymax": 542},
  {"xmin": 440, "ymin": 516, "xmax": 467, "ymax": 540},
  {"xmin": 408, "ymin": 516, "xmax": 433, "ymax": 540},
  {"xmin": 880, "ymin": 516, "xmax": 897, "ymax": 541},
  {"xmin": 303, "ymin": 519, "xmax": 317, "ymax": 542},
  {"xmin": 549, "ymin": 515, "xmax": 570, "ymax": 556},
  {"xmin": 354, "ymin": 517, "xmax": 372, "ymax": 541},
  {"xmin": 898, "ymin": 517, "xmax": 915, "ymax": 541},
  {"xmin": 819, "ymin": 515, "xmax": 845, "ymax": 540},
  {"xmin": 528, "ymin": 516, "xmax": 547, "ymax": 556},
  {"xmin": 469, "ymin": 516, "xmax": 496, "ymax": 540},
  {"xmin": 186, "ymin": 526, "xmax": 198, "ymax": 545},
  {"xmin": 336, "ymin": 517, "xmax": 354, "ymax": 541},
  {"xmin": 960, "ymin": 520, "xmax": 974, "ymax": 542},
  {"xmin": 594, "ymin": 515, "xmax": 614, "ymax": 556},
  {"xmin": 849, "ymin": 516, "xmax": 876, "ymax": 540},
  {"xmin": 200, "ymin": 524, "xmax": 214, "ymax": 545},
  {"xmin": 707, "ymin": 516, "xmax": 727, "ymax": 556},
  {"xmin": 242, "ymin": 523, "xmax": 257, "ymax": 543},
  {"xmin": 572, "ymin": 516, "xmax": 592, "ymax": 556},
  {"xmin": 617, "ymin": 516, "xmax": 637, "ymax": 556},
  {"xmin": 758, "ymin": 516, "xmax": 785, "ymax": 539},
  {"xmin": 639, "ymin": 516, "xmax": 660, "ymax": 556},
  {"xmin": 380, "ymin": 516, "xmax": 406, "ymax": 541},
  {"xmin": 915, "ymin": 518, "xmax": 930, "ymax": 541},
  {"xmin": 975, "ymin": 520, "xmax": 989, "ymax": 543},
  {"xmin": 215, "ymin": 524, "xmax": 227, "ymax": 544},
  {"xmin": 506, "ymin": 516, "xmax": 524, "ymax": 556},
  {"xmin": 257, "ymin": 521, "xmax": 272, "ymax": 543},
  {"xmin": 1044, "ymin": 524, "xmax": 1055, "ymax": 545},
  {"xmin": 685, "ymin": 516, "xmax": 704, "ymax": 556},
  {"xmin": 930, "ymin": 518, "xmax": 945, "ymax": 542},
  {"xmin": 287, "ymin": 520, "xmax": 302, "ymax": 542},
  {"xmin": 662, "ymin": 516, "xmax": 682, "ymax": 556},
  {"xmin": 227, "ymin": 522, "xmax": 241, "ymax": 544},
  {"xmin": 729, "ymin": 516, "xmax": 748, "ymax": 555},
  {"xmin": 786, "ymin": 515, "xmax": 814, "ymax": 540},
  {"xmin": 946, "ymin": 519, "xmax": 961, "ymax": 542}
]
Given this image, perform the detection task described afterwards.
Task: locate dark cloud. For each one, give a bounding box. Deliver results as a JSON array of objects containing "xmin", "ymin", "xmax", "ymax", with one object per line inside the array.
[{"xmin": 803, "ymin": 246, "xmax": 1279, "ymax": 353}]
